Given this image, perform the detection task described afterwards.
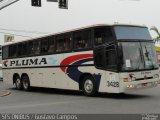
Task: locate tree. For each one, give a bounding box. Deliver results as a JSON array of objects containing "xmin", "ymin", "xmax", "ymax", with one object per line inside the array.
[{"xmin": 150, "ymin": 26, "xmax": 160, "ymax": 42}]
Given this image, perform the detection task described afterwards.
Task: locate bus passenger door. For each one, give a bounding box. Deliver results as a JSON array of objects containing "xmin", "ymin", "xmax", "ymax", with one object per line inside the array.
[
  {"xmin": 105, "ymin": 45, "xmax": 119, "ymax": 93},
  {"xmin": 94, "ymin": 44, "xmax": 119, "ymax": 93}
]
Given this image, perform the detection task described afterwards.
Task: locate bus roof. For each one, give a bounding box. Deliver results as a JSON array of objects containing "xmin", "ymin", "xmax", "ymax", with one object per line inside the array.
[{"xmin": 2, "ymin": 23, "xmax": 147, "ymax": 46}]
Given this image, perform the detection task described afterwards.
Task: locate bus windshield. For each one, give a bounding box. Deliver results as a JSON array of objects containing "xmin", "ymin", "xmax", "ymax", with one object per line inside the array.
[
  {"xmin": 114, "ymin": 26, "xmax": 152, "ymax": 40},
  {"xmin": 120, "ymin": 42, "xmax": 159, "ymax": 71}
]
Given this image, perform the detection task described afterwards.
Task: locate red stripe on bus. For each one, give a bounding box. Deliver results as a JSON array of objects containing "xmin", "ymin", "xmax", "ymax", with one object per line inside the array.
[{"xmin": 60, "ymin": 54, "xmax": 93, "ymax": 72}]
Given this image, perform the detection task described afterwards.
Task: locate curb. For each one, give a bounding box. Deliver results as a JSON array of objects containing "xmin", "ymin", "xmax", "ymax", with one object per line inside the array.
[{"xmin": 0, "ymin": 90, "xmax": 11, "ymax": 97}]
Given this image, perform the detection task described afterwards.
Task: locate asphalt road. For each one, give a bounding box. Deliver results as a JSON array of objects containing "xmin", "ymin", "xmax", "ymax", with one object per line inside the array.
[{"xmin": 0, "ymin": 81, "xmax": 160, "ymax": 114}]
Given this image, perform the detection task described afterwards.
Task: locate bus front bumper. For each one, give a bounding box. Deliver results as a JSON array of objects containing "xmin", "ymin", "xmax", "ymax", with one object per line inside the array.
[{"xmin": 121, "ymin": 80, "xmax": 160, "ymax": 92}]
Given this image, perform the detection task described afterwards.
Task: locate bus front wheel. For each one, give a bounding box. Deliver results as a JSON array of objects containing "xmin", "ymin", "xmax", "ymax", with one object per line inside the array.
[
  {"xmin": 82, "ymin": 76, "xmax": 97, "ymax": 97},
  {"xmin": 22, "ymin": 75, "xmax": 30, "ymax": 91}
]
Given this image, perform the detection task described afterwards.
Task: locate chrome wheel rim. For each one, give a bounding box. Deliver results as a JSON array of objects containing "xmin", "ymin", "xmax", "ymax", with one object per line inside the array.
[
  {"xmin": 84, "ymin": 79, "xmax": 93, "ymax": 93},
  {"xmin": 23, "ymin": 78, "xmax": 28, "ymax": 89},
  {"xmin": 16, "ymin": 78, "xmax": 21, "ymax": 89}
]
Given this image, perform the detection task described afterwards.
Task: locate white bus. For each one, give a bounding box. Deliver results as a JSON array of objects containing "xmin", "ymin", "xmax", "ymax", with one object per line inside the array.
[{"xmin": 2, "ymin": 24, "xmax": 160, "ymax": 96}]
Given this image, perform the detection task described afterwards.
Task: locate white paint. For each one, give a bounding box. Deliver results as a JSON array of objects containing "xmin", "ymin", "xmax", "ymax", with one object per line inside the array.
[{"xmin": 126, "ymin": 59, "xmax": 131, "ymax": 68}]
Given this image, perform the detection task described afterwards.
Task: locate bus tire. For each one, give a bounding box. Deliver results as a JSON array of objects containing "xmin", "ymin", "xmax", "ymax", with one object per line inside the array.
[
  {"xmin": 14, "ymin": 75, "xmax": 23, "ymax": 90},
  {"xmin": 22, "ymin": 75, "xmax": 30, "ymax": 91},
  {"xmin": 82, "ymin": 75, "xmax": 97, "ymax": 97}
]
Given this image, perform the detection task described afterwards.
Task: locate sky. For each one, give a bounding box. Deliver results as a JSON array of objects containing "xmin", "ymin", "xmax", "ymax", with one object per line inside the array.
[{"xmin": 0, "ymin": 0, "xmax": 160, "ymax": 45}]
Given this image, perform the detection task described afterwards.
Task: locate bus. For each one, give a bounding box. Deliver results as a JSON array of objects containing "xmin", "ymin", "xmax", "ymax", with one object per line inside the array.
[{"xmin": 2, "ymin": 24, "xmax": 160, "ymax": 96}]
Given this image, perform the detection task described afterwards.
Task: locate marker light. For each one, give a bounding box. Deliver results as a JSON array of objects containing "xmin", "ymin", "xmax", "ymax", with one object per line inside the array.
[{"xmin": 123, "ymin": 78, "xmax": 128, "ymax": 82}]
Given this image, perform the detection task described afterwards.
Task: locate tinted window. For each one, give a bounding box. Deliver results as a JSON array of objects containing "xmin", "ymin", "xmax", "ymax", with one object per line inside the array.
[
  {"xmin": 41, "ymin": 39, "xmax": 49, "ymax": 53},
  {"xmin": 56, "ymin": 34, "xmax": 71, "ymax": 52},
  {"xmin": 74, "ymin": 30, "xmax": 91, "ymax": 50},
  {"xmin": 17, "ymin": 43, "xmax": 27, "ymax": 57},
  {"xmin": 94, "ymin": 27, "xmax": 113, "ymax": 45},
  {"xmin": 106, "ymin": 46, "xmax": 117, "ymax": 67},
  {"xmin": 94, "ymin": 47, "xmax": 105, "ymax": 68},
  {"xmin": 48, "ymin": 37, "xmax": 55, "ymax": 53},
  {"xmin": 29, "ymin": 40, "xmax": 40, "ymax": 55},
  {"xmin": 9, "ymin": 45, "xmax": 17, "ymax": 57},
  {"xmin": 2, "ymin": 46, "xmax": 9, "ymax": 59},
  {"xmin": 114, "ymin": 26, "xmax": 152, "ymax": 40}
]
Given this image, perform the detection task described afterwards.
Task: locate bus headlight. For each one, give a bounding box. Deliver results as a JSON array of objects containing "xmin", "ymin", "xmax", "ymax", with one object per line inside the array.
[{"xmin": 153, "ymin": 81, "xmax": 158, "ymax": 85}]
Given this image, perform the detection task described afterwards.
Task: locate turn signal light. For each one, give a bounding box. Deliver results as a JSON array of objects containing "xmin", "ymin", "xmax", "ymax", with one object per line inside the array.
[{"xmin": 123, "ymin": 78, "xmax": 128, "ymax": 82}]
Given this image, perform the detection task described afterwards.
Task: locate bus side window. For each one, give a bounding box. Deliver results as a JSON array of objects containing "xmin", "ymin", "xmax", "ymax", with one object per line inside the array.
[
  {"xmin": 28, "ymin": 41, "xmax": 40, "ymax": 55},
  {"xmin": 74, "ymin": 30, "xmax": 91, "ymax": 50},
  {"xmin": 56, "ymin": 34, "xmax": 72, "ymax": 53},
  {"xmin": 9, "ymin": 45, "xmax": 17, "ymax": 58},
  {"xmin": 64, "ymin": 35, "xmax": 71, "ymax": 51},
  {"xmin": 94, "ymin": 27, "xmax": 113, "ymax": 46},
  {"xmin": 18, "ymin": 43, "xmax": 22, "ymax": 56},
  {"xmin": 3, "ymin": 46, "xmax": 9, "ymax": 59},
  {"xmin": 29, "ymin": 42, "xmax": 34, "ymax": 55},
  {"xmin": 56, "ymin": 38, "xmax": 64, "ymax": 52},
  {"xmin": 105, "ymin": 45, "xmax": 117, "ymax": 70},
  {"xmin": 33, "ymin": 41, "xmax": 40, "ymax": 55},
  {"xmin": 41, "ymin": 39, "xmax": 49, "ymax": 53},
  {"xmin": 18, "ymin": 43, "xmax": 28, "ymax": 57},
  {"xmin": 94, "ymin": 28, "xmax": 106, "ymax": 45},
  {"xmin": 48, "ymin": 37, "xmax": 55, "ymax": 53},
  {"xmin": 94, "ymin": 48, "xmax": 105, "ymax": 68},
  {"xmin": 22, "ymin": 43, "xmax": 28, "ymax": 56}
]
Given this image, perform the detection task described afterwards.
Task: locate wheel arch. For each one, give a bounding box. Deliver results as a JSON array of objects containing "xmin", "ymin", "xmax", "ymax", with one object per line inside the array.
[
  {"xmin": 21, "ymin": 73, "xmax": 29, "ymax": 80},
  {"xmin": 79, "ymin": 73, "xmax": 95, "ymax": 90},
  {"xmin": 21, "ymin": 73, "xmax": 31, "ymax": 91},
  {"xmin": 13, "ymin": 73, "xmax": 20, "ymax": 85}
]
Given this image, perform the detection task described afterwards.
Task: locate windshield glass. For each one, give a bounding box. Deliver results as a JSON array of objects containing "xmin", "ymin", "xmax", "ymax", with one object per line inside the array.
[
  {"xmin": 114, "ymin": 26, "xmax": 152, "ymax": 40},
  {"xmin": 120, "ymin": 42, "xmax": 158, "ymax": 71}
]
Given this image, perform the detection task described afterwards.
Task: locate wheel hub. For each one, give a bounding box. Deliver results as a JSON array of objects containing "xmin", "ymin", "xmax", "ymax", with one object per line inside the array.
[{"xmin": 84, "ymin": 79, "xmax": 93, "ymax": 93}]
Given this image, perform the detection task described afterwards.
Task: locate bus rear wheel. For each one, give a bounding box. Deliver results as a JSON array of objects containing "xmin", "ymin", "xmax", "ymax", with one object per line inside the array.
[
  {"xmin": 14, "ymin": 76, "xmax": 23, "ymax": 90},
  {"xmin": 22, "ymin": 75, "xmax": 30, "ymax": 91},
  {"xmin": 82, "ymin": 76, "xmax": 97, "ymax": 97}
]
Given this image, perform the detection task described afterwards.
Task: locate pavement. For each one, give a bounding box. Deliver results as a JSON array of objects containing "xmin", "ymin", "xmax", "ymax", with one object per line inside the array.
[
  {"xmin": 0, "ymin": 80, "xmax": 11, "ymax": 97},
  {"xmin": 0, "ymin": 81, "xmax": 160, "ymax": 113},
  {"xmin": 0, "ymin": 90, "xmax": 11, "ymax": 97}
]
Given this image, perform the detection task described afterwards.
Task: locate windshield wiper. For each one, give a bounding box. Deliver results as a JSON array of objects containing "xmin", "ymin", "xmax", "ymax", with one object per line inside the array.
[
  {"xmin": 144, "ymin": 46, "xmax": 155, "ymax": 69},
  {"xmin": 135, "ymin": 48, "xmax": 144, "ymax": 70}
]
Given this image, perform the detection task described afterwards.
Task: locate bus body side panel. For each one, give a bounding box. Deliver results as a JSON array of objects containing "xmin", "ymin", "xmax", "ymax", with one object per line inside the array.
[
  {"xmin": 3, "ymin": 69, "xmax": 12, "ymax": 84},
  {"xmin": 62, "ymin": 51, "xmax": 99, "ymax": 90},
  {"xmin": 98, "ymin": 71, "xmax": 120, "ymax": 93}
]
